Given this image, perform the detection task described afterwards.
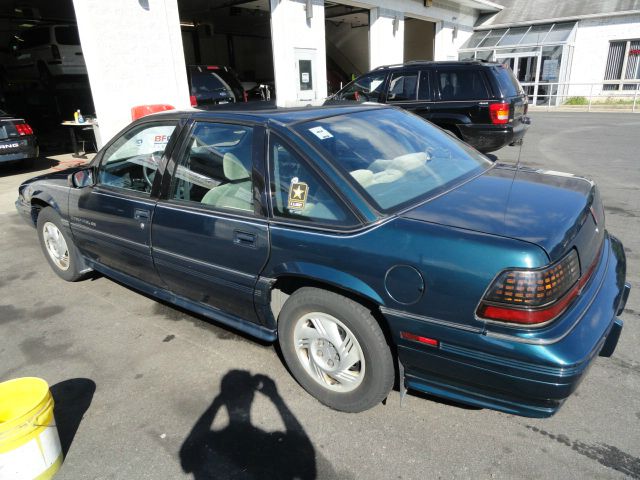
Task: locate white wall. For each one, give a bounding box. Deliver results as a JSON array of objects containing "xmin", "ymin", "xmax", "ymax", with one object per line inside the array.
[
  {"xmin": 369, "ymin": 8, "xmax": 404, "ymax": 69},
  {"xmin": 568, "ymin": 14, "xmax": 640, "ymax": 96},
  {"xmin": 270, "ymin": 0, "xmax": 328, "ymax": 107},
  {"xmin": 73, "ymin": 0, "xmax": 190, "ymax": 146}
]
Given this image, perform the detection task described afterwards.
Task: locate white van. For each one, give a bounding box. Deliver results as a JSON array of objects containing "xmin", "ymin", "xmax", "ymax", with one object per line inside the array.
[{"xmin": 8, "ymin": 25, "xmax": 86, "ymax": 83}]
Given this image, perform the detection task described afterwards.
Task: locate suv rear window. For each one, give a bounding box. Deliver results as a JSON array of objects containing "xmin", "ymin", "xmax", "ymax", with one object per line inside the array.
[
  {"xmin": 437, "ymin": 69, "xmax": 489, "ymax": 100},
  {"xmin": 55, "ymin": 26, "xmax": 80, "ymax": 46},
  {"xmin": 492, "ymin": 66, "xmax": 522, "ymax": 97}
]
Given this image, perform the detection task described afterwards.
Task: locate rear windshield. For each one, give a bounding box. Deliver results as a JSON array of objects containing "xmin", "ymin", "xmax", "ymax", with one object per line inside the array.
[
  {"xmin": 296, "ymin": 108, "xmax": 492, "ymax": 212},
  {"xmin": 493, "ymin": 66, "xmax": 522, "ymax": 97},
  {"xmin": 55, "ymin": 26, "xmax": 80, "ymax": 45},
  {"xmin": 190, "ymin": 72, "xmax": 228, "ymax": 93}
]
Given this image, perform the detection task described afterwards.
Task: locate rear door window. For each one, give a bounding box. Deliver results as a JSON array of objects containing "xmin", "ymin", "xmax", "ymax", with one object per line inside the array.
[
  {"xmin": 437, "ymin": 69, "xmax": 490, "ymax": 100},
  {"xmin": 386, "ymin": 71, "xmax": 418, "ymax": 102}
]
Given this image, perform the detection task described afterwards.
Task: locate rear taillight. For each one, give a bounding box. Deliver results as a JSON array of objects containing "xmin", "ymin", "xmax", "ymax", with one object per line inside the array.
[
  {"xmin": 489, "ymin": 102, "xmax": 510, "ymax": 125},
  {"xmin": 51, "ymin": 45, "xmax": 61, "ymax": 60},
  {"xmin": 15, "ymin": 123, "xmax": 34, "ymax": 135},
  {"xmin": 190, "ymin": 95, "xmax": 197, "ymax": 107},
  {"xmin": 476, "ymin": 249, "xmax": 599, "ymax": 326},
  {"xmin": 243, "ymin": 91, "xmax": 248, "ymax": 103}
]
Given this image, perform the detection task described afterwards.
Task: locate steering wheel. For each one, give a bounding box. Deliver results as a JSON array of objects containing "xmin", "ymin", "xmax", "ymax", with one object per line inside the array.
[{"xmin": 143, "ymin": 152, "xmax": 162, "ymax": 188}]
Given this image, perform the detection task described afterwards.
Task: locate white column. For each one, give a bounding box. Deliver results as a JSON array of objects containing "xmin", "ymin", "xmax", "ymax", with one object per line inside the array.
[
  {"xmin": 73, "ymin": 0, "xmax": 190, "ymax": 146},
  {"xmin": 270, "ymin": 0, "xmax": 328, "ymax": 107},
  {"xmin": 434, "ymin": 20, "xmax": 473, "ymax": 61},
  {"xmin": 369, "ymin": 8, "xmax": 404, "ymax": 70}
]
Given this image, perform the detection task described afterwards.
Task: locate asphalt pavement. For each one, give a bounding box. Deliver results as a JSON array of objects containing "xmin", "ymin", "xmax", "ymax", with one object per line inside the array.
[{"xmin": 1, "ymin": 113, "xmax": 639, "ymax": 479}]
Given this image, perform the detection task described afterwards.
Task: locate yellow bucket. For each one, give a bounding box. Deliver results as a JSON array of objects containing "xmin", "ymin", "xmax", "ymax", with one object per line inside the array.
[{"xmin": 0, "ymin": 378, "xmax": 62, "ymax": 479}]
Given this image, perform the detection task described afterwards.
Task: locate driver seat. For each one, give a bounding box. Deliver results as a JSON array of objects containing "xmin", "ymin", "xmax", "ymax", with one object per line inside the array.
[{"xmin": 201, "ymin": 152, "xmax": 253, "ymax": 211}]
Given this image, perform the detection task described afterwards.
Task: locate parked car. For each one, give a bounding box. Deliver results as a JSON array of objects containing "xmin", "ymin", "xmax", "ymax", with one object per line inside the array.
[
  {"xmin": 6, "ymin": 24, "xmax": 86, "ymax": 84},
  {"xmin": 16, "ymin": 105, "xmax": 629, "ymax": 417},
  {"xmin": 187, "ymin": 65, "xmax": 247, "ymax": 108},
  {"xmin": 0, "ymin": 110, "xmax": 38, "ymax": 165},
  {"xmin": 325, "ymin": 61, "xmax": 530, "ymax": 153}
]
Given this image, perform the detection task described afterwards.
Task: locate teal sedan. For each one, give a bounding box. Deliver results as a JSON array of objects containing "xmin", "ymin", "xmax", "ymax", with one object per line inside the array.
[{"xmin": 16, "ymin": 105, "xmax": 630, "ymax": 417}]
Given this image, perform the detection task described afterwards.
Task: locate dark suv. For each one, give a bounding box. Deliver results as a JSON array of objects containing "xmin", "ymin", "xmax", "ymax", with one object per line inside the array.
[
  {"xmin": 325, "ymin": 61, "xmax": 530, "ymax": 153},
  {"xmin": 187, "ymin": 65, "xmax": 247, "ymax": 108}
]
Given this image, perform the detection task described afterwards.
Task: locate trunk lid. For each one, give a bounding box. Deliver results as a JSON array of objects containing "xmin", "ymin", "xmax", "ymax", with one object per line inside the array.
[{"xmin": 401, "ymin": 164, "xmax": 604, "ymax": 269}]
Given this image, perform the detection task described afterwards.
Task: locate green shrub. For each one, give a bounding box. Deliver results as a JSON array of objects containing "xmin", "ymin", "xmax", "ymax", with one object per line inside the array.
[{"xmin": 564, "ymin": 96, "xmax": 588, "ymax": 105}]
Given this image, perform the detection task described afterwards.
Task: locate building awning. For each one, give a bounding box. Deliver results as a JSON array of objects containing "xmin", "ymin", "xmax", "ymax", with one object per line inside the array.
[{"xmin": 460, "ymin": 22, "xmax": 577, "ymax": 50}]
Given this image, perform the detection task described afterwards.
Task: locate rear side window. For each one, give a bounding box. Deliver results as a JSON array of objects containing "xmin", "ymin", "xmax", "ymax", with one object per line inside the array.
[
  {"xmin": 492, "ymin": 66, "xmax": 522, "ymax": 98},
  {"xmin": 55, "ymin": 26, "xmax": 80, "ymax": 45},
  {"xmin": 437, "ymin": 69, "xmax": 489, "ymax": 100},
  {"xmin": 20, "ymin": 28, "xmax": 50, "ymax": 48}
]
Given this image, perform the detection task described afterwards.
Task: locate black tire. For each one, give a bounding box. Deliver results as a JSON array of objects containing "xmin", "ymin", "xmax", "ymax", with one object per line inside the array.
[
  {"xmin": 36, "ymin": 207, "xmax": 88, "ymax": 281},
  {"xmin": 278, "ymin": 287, "xmax": 394, "ymax": 413}
]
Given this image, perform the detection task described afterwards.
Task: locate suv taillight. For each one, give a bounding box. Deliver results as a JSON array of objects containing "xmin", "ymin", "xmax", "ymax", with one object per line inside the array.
[
  {"xmin": 51, "ymin": 45, "xmax": 61, "ymax": 60},
  {"xmin": 190, "ymin": 95, "xmax": 197, "ymax": 107},
  {"xmin": 243, "ymin": 91, "xmax": 248, "ymax": 103},
  {"xmin": 477, "ymin": 249, "xmax": 599, "ymax": 326},
  {"xmin": 15, "ymin": 123, "xmax": 34, "ymax": 136},
  {"xmin": 489, "ymin": 102, "xmax": 510, "ymax": 125}
]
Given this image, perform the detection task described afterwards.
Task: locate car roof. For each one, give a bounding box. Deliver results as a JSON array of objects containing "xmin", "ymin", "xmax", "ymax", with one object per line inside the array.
[{"xmin": 167, "ymin": 104, "xmax": 390, "ymax": 126}]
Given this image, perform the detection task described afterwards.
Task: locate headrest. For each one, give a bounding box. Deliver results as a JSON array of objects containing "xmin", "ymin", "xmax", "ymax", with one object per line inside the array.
[{"xmin": 223, "ymin": 152, "xmax": 249, "ymax": 181}]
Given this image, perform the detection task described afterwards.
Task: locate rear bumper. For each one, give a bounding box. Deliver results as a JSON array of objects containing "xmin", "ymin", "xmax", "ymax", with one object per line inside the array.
[
  {"xmin": 457, "ymin": 119, "xmax": 529, "ymax": 153},
  {"xmin": 0, "ymin": 136, "xmax": 38, "ymax": 164},
  {"xmin": 383, "ymin": 234, "xmax": 628, "ymax": 418}
]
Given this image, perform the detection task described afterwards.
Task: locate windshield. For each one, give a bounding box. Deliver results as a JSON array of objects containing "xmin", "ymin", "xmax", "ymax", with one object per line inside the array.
[{"xmin": 296, "ymin": 108, "xmax": 492, "ymax": 212}]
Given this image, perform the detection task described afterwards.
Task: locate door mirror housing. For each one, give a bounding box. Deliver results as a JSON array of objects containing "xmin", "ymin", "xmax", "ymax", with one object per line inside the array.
[{"xmin": 69, "ymin": 168, "xmax": 96, "ymax": 188}]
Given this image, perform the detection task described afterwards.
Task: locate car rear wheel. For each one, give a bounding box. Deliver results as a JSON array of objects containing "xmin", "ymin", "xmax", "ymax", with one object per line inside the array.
[
  {"xmin": 278, "ymin": 287, "xmax": 394, "ymax": 412},
  {"xmin": 37, "ymin": 207, "xmax": 88, "ymax": 281}
]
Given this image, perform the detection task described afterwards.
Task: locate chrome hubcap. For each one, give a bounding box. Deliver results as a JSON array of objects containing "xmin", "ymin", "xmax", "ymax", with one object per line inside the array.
[
  {"xmin": 293, "ymin": 312, "xmax": 365, "ymax": 393},
  {"xmin": 43, "ymin": 222, "xmax": 69, "ymax": 271}
]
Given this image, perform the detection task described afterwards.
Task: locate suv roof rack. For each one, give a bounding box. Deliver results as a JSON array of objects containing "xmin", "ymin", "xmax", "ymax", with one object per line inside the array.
[{"xmin": 372, "ymin": 60, "xmax": 495, "ymax": 71}]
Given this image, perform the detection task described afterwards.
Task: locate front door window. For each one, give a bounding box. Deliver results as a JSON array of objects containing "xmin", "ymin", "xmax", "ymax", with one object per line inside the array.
[{"xmin": 98, "ymin": 122, "xmax": 177, "ymax": 194}]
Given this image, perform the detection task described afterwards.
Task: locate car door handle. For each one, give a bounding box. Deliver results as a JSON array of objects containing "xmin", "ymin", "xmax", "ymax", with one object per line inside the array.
[
  {"xmin": 134, "ymin": 209, "xmax": 150, "ymax": 220},
  {"xmin": 234, "ymin": 230, "xmax": 256, "ymax": 248}
]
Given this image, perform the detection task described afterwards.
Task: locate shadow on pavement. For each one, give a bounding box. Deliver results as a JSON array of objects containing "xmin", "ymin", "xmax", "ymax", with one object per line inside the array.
[
  {"xmin": 0, "ymin": 157, "xmax": 59, "ymax": 178},
  {"xmin": 180, "ymin": 370, "xmax": 321, "ymax": 480},
  {"xmin": 50, "ymin": 378, "xmax": 96, "ymax": 457}
]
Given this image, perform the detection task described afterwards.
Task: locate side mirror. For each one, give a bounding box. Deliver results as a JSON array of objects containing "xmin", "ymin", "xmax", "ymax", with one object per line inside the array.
[{"xmin": 69, "ymin": 168, "xmax": 95, "ymax": 188}]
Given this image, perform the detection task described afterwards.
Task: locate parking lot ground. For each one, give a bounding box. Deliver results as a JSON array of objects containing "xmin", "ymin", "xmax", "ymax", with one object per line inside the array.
[{"xmin": 1, "ymin": 112, "xmax": 639, "ymax": 480}]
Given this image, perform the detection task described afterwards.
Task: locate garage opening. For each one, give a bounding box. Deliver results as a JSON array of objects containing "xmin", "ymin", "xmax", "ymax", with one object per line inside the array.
[
  {"xmin": 324, "ymin": 2, "xmax": 370, "ymax": 95},
  {"xmin": 0, "ymin": 0, "xmax": 96, "ymax": 156},
  {"xmin": 177, "ymin": 0, "xmax": 274, "ymax": 104},
  {"xmin": 404, "ymin": 17, "xmax": 435, "ymax": 62}
]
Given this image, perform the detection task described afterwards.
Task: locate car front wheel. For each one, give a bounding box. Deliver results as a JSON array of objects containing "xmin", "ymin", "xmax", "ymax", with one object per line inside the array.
[
  {"xmin": 278, "ymin": 287, "xmax": 394, "ymax": 413},
  {"xmin": 37, "ymin": 207, "xmax": 88, "ymax": 281}
]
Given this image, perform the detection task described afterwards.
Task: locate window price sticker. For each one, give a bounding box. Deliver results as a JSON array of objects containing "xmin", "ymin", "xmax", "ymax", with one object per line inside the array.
[{"xmin": 308, "ymin": 126, "xmax": 333, "ymax": 140}]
